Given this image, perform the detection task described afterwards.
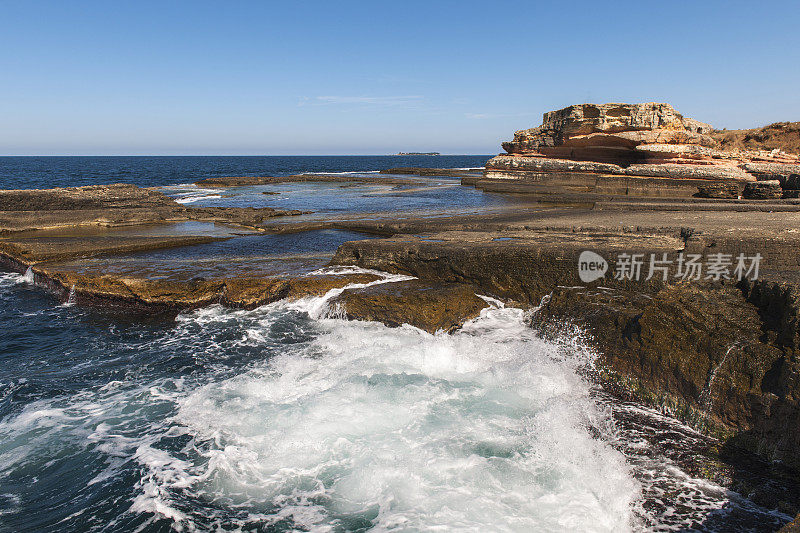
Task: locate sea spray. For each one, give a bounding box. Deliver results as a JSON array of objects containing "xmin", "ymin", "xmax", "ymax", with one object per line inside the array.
[
  {"xmin": 21, "ymin": 266, "xmax": 34, "ymax": 284},
  {"xmin": 146, "ymin": 281, "xmax": 641, "ymax": 531},
  {"xmin": 2, "ymin": 268, "xmax": 788, "ymax": 531},
  {"xmin": 0, "ymin": 269, "xmax": 640, "ymax": 531},
  {"xmin": 64, "ymin": 284, "xmax": 76, "ymax": 306}
]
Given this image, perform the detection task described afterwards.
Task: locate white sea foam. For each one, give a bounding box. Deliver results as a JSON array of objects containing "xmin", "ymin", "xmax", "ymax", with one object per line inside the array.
[
  {"xmin": 299, "ymin": 171, "xmax": 381, "ymax": 175},
  {"xmin": 0, "ymin": 271, "xmax": 640, "ymax": 531},
  {"xmin": 150, "ymin": 299, "xmax": 638, "ymax": 531},
  {"xmin": 0, "ymin": 272, "xmax": 24, "ymax": 287},
  {"xmin": 3, "ymin": 269, "xmax": 784, "ymax": 531},
  {"xmin": 174, "ymin": 194, "xmax": 222, "ymax": 204},
  {"xmin": 21, "ymin": 267, "xmax": 34, "ymax": 284},
  {"xmin": 160, "ymin": 183, "xmax": 224, "ymax": 204}
]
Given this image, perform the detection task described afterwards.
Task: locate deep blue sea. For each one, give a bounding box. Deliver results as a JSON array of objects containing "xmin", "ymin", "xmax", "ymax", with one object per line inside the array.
[
  {"xmin": 0, "ymin": 155, "xmax": 493, "ymax": 190},
  {"xmin": 0, "ymin": 157, "xmax": 794, "ymax": 532}
]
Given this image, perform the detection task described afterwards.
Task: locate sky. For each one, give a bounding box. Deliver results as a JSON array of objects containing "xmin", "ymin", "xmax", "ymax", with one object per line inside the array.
[{"xmin": 1, "ymin": 0, "xmax": 799, "ymax": 155}]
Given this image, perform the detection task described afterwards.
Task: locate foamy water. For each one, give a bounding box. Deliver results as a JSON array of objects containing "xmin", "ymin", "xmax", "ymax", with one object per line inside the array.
[
  {"xmin": 161, "ymin": 183, "xmax": 225, "ymax": 204},
  {"xmin": 0, "ymin": 270, "xmax": 792, "ymax": 531}
]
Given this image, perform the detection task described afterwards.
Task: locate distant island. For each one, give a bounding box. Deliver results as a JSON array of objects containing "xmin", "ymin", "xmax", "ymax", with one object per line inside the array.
[{"xmin": 396, "ymin": 152, "xmax": 440, "ymax": 156}]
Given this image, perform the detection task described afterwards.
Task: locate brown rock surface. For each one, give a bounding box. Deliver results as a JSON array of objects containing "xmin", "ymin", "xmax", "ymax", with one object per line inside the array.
[
  {"xmin": 25, "ymin": 267, "xmax": 387, "ymax": 313},
  {"xmin": 0, "ymin": 235, "xmax": 223, "ymax": 264},
  {"xmin": 532, "ymin": 283, "xmax": 791, "ymax": 425},
  {"xmin": 328, "ymin": 279, "xmax": 488, "ymax": 333},
  {"xmin": 532, "ymin": 280, "xmax": 800, "ymax": 473},
  {"xmin": 781, "ymin": 514, "xmax": 800, "ymax": 532}
]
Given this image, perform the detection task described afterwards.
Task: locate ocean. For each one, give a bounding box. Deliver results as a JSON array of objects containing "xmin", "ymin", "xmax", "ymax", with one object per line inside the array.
[
  {"xmin": 0, "ymin": 157, "xmax": 793, "ymax": 532},
  {"xmin": 0, "ymin": 155, "xmax": 493, "ymax": 190}
]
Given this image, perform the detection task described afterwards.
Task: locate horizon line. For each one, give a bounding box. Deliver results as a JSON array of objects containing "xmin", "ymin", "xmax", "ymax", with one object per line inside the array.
[{"xmin": 0, "ymin": 153, "xmax": 497, "ymax": 158}]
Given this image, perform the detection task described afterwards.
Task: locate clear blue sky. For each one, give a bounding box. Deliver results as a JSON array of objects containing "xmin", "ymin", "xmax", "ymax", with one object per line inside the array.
[{"xmin": 2, "ymin": 0, "xmax": 799, "ymax": 155}]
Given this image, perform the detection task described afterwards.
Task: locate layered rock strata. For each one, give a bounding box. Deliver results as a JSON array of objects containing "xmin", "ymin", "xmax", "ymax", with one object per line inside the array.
[{"xmin": 485, "ymin": 103, "xmax": 800, "ymax": 198}]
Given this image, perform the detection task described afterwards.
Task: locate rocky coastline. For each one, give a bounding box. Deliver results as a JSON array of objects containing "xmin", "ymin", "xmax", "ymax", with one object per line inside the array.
[
  {"xmin": 479, "ymin": 103, "xmax": 800, "ymax": 201},
  {"xmin": 3, "ymin": 106, "xmax": 800, "ymax": 526}
]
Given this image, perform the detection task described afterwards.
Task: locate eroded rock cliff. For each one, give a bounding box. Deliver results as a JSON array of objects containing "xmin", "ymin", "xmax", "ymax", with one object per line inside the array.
[{"xmin": 485, "ymin": 103, "xmax": 800, "ymax": 198}]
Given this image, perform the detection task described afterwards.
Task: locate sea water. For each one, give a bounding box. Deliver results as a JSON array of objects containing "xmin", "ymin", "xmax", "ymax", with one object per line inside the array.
[
  {"xmin": 0, "ymin": 270, "xmax": 640, "ymax": 531},
  {"xmin": 0, "ymin": 157, "xmax": 794, "ymax": 531},
  {"xmin": 0, "ymin": 271, "xmax": 791, "ymax": 532}
]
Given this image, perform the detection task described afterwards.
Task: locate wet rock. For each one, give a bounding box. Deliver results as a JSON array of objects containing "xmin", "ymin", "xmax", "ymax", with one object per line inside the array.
[
  {"xmin": 187, "ymin": 206, "xmax": 305, "ymax": 226},
  {"xmin": 0, "ymin": 235, "xmax": 223, "ymax": 263},
  {"xmin": 38, "ymin": 271, "xmax": 226, "ymax": 311},
  {"xmin": 0, "ymin": 183, "xmax": 303, "ymax": 234},
  {"xmin": 220, "ymin": 277, "xmax": 291, "ymax": 309},
  {"xmin": 331, "ymin": 229, "xmax": 800, "ymax": 470},
  {"xmin": 743, "ymin": 181, "xmax": 784, "ymax": 200},
  {"xmin": 332, "ymin": 232, "xmax": 681, "ymax": 304},
  {"xmin": 35, "ymin": 270, "xmax": 294, "ymax": 312},
  {"xmin": 696, "ymin": 182, "xmax": 742, "ymax": 199},
  {"xmin": 329, "ymin": 280, "xmax": 488, "ymax": 333},
  {"xmin": 532, "ymin": 282, "xmax": 800, "ymax": 470}
]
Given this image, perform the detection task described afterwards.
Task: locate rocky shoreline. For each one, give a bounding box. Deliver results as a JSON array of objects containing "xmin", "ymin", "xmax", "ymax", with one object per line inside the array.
[{"xmin": 3, "ymin": 109, "xmax": 800, "ymax": 526}]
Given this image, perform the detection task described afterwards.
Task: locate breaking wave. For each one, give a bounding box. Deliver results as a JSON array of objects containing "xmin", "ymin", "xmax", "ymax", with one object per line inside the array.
[{"xmin": 0, "ymin": 271, "xmax": 640, "ymax": 531}]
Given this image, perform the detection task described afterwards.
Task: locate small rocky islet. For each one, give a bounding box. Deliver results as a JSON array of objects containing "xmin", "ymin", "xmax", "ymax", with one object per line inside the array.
[{"xmin": 3, "ymin": 102, "xmax": 800, "ymax": 529}]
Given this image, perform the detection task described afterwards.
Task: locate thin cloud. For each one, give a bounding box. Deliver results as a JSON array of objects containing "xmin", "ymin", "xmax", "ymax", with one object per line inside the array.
[{"xmin": 299, "ymin": 95, "xmax": 424, "ymax": 106}]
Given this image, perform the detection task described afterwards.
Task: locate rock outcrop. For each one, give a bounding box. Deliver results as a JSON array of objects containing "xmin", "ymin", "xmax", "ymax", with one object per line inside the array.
[
  {"xmin": 501, "ymin": 102, "xmax": 715, "ymax": 162},
  {"xmin": 328, "ymin": 280, "xmax": 488, "ymax": 333},
  {"xmin": 533, "ymin": 281, "xmax": 800, "ymax": 471},
  {"xmin": 484, "ymin": 103, "xmax": 800, "ymax": 198}
]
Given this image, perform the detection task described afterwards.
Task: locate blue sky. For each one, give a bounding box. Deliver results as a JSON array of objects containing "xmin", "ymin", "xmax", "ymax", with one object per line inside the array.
[{"xmin": 1, "ymin": 0, "xmax": 799, "ymax": 155}]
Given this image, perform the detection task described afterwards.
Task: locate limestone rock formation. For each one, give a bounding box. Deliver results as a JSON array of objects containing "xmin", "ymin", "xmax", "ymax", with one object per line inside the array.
[
  {"xmin": 485, "ymin": 103, "xmax": 800, "ymax": 197},
  {"xmin": 502, "ymin": 103, "xmax": 715, "ymax": 161}
]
